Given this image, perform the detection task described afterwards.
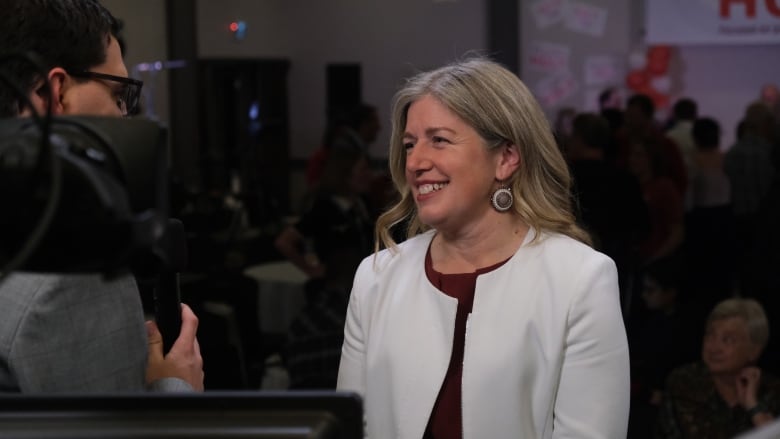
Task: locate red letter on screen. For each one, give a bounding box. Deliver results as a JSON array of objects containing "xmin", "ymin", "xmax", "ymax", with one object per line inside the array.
[
  {"xmin": 766, "ymin": 0, "xmax": 780, "ymax": 17},
  {"xmin": 720, "ymin": 0, "xmax": 757, "ymax": 17}
]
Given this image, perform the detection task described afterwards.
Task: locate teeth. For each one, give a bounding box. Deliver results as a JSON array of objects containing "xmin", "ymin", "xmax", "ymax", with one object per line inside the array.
[{"xmin": 419, "ymin": 183, "xmax": 448, "ymax": 195}]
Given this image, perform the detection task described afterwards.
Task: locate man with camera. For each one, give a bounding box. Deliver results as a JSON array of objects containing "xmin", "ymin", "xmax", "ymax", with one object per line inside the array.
[{"xmin": 0, "ymin": 0, "xmax": 203, "ymax": 392}]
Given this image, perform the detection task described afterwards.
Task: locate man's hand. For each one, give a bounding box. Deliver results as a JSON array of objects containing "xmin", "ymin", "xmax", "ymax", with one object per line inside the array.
[
  {"xmin": 145, "ymin": 303, "xmax": 204, "ymax": 391},
  {"xmin": 736, "ymin": 366, "xmax": 761, "ymax": 409}
]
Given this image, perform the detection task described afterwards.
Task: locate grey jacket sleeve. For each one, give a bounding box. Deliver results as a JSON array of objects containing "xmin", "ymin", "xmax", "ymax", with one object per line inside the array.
[{"xmin": 0, "ymin": 272, "xmax": 149, "ymax": 393}]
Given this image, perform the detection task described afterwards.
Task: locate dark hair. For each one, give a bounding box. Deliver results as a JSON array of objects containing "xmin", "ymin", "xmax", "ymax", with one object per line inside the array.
[
  {"xmin": 327, "ymin": 103, "xmax": 377, "ymax": 130},
  {"xmin": 0, "ymin": 0, "xmax": 122, "ymax": 117},
  {"xmin": 736, "ymin": 119, "xmax": 747, "ymax": 141},
  {"xmin": 627, "ymin": 94, "xmax": 655, "ymax": 119},
  {"xmin": 672, "ymin": 98, "xmax": 698, "ymax": 120},
  {"xmin": 692, "ymin": 117, "xmax": 721, "ymax": 150},
  {"xmin": 349, "ymin": 103, "xmax": 377, "ymax": 130},
  {"xmin": 572, "ymin": 113, "xmax": 611, "ymax": 152},
  {"xmin": 598, "ymin": 87, "xmax": 616, "ymax": 109},
  {"xmin": 318, "ymin": 146, "xmax": 368, "ymax": 196}
]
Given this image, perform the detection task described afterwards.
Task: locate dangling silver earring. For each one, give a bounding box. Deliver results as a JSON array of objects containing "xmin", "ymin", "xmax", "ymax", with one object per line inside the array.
[{"xmin": 491, "ymin": 186, "xmax": 513, "ymax": 212}]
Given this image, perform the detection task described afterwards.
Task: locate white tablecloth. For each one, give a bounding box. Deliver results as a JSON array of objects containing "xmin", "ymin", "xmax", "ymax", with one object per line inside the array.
[{"xmin": 243, "ymin": 261, "xmax": 308, "ymax": 334}]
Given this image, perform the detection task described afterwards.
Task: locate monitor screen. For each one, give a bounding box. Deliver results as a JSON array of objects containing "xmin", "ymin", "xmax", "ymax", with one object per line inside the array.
[{"xmin": 0, "ymin": 391, "xmax": 363, "ymax": 438}]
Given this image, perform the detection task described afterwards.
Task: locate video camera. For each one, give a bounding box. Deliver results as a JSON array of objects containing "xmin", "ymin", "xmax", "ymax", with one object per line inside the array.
[{"xmin": 0, "ymin": 116, "xmax": 171, "ymax": 275}]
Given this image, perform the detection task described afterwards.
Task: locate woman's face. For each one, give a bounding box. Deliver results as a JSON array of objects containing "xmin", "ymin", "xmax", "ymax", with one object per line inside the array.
[
  {"xmin": 641, "ymin": 276, "xmax": 675, "ymax": 311},
  {"xmin": 702, "ymin": 317, "xmax": 760, "ymax": 375},
  {"xmin": 403, "ymin": 95, "xmax": 502, "ymax": 233},
  {"xmin": 627, "ymin": 142, "xmax": 652, "ymax": 182}
]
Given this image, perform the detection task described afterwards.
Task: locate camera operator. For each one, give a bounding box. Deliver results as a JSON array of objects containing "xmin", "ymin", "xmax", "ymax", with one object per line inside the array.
[{"xmin": 0, "ymin": 0, "xmax": 203, "ymax": 392}]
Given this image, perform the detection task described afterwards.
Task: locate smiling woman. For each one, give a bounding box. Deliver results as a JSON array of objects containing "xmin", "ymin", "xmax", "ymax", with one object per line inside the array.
[{"xmin": 336, "ymin": 56, "xmax": 630, "ymax": 439}]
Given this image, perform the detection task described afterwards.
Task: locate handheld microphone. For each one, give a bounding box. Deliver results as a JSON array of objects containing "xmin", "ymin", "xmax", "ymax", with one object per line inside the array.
[{"xmin": 155, "ymin": 218, "xmax": 187, "ymax": 354}]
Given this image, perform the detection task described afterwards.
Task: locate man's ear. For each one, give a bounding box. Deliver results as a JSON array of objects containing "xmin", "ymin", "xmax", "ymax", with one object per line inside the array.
[
  {"xmin": 495, "ymin": 143, "xmax": 521, "ymax": 181},
  {"xmin": 26, "ymin": 67, "xmax": 68, "ymax": 116}
]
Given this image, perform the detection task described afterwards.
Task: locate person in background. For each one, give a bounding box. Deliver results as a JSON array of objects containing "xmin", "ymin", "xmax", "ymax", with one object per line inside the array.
[
  {"xmin": 759, "ymin": 83, "xmax": 780, "ymax": 146},
  {"xmin": 0, "ymin": 0, "xmax": 203, "ymax": 392},
  {"xmin": 598, "ymin": 86, "xmax": 623, "ymax": 112},
  {"xmin": 275, "ymin": 146, "xmax": 374, "ymax": 284},
  {"xmin": 627, "ymin": 256, "xmax": 698, "ymax": 439},
  {"xmin": 597, "ymin": 86, "xmax": 624, "ymax": 163},
  {"xmin": 552, "ymin": 106, "xmax": 576, "ymax": 155},
  {"xmin": 283, "ymin": 238, "xmax": 363, "ymax": 389},
  {"xmin": 725, "ymin": 102, "xmax": 776, "ymax": 296},
  {"xmin": 685, "ymin": 117, "xmax": 734, "ymax": 318},
  {"xmin": 618, "ymin": 93, "xmax": 688, "ymax": 197},
  {"xmin": 666, "ymin": 98, "xmax": 699, "ymax": 210},
  {"xmin": 626, "ymin": 137, "xmax": 685, "ymax": 266},
  {"xmin": 655, "ymin": 298, "xmax": 780, "ymax": 438},
  {"xmin": 305, "ymin": 102, "xmax": 381, "ymax": 188},
  {"xmin": 337, "ymin": 57, "xmax": 629, "ymax": 438},
  {"xmin": 567, "ymin": 112, "xmax": 649, "ymax": 315},
  {"xmin": 759, "ymin": 83, "xmax": 780, "ymax": 120}
]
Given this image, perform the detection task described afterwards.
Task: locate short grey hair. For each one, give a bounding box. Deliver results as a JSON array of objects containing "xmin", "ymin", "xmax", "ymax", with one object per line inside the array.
[{"xmin": 707, "ymin": 298, "xmax": 769, "ymax": 350}]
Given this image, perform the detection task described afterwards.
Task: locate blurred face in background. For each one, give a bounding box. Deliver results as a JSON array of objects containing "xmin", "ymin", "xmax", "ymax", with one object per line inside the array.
[
  {"xmin": 760, "ymin": 84, "xmax": 779, "ymax": 109},
  {"xmin": 349, "ymin": 156, "xmax": 373, "ymax": 195},
  {"xmin": 360, "ymin": 110, "xmax": 381, "ymax": 145},
  {"xmin": 702, "ymin": 317, "xmax": 760, "ymax": 375},
  {"xmin": 641, "ymin": 276, "xmax": 676, "ymax": 312}
]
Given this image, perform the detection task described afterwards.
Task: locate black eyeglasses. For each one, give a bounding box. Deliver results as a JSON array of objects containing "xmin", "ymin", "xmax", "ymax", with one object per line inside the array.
[{"xmin": 67, "ymin": 70, "xmax": 143, "ymax": 116}]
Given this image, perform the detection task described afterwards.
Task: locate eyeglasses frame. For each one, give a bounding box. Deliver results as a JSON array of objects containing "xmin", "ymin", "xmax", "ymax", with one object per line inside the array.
[{"xmin": 66, "ymin": 70, "xmax": 144, "ymax": 116}]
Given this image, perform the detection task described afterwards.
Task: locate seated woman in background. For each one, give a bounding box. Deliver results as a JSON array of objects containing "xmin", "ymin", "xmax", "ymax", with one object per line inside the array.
[
  {"xmin": 274, "ymin": 146, "xmax": 375, "ymax": 284},
  {"xmin": 655, "ymin": 298, "xmax": 780, "ymax": 438}
]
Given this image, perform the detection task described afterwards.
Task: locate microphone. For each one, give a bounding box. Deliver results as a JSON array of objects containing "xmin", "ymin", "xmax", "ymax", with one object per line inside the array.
[{"xmin": 155, "ymin": 218, "xmax": 187, "ymax": 354}]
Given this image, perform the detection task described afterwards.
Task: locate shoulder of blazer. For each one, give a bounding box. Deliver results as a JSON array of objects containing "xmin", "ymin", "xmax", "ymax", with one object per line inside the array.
[{"xmin": 366, "ymin": 230, "xmax": 435, "ymax": 273}]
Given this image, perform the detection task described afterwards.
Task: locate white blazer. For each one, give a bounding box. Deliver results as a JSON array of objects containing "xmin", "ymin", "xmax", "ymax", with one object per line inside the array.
[{"xmin": 337, "ymin": 229, "xmax": 630, "ymax": 438}]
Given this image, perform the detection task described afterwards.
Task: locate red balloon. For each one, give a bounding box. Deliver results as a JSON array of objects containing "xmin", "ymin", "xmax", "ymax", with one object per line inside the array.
[
  {"xmin": 648, "ymin": 45, "xmax": 672, "ymax": 63},
  {"xmin": 626, "ymin": 70, "xmax": 649, "ymax": 90},
  {"xmin": 647, "ymin": 56, "xmax": 669, "ymax": 76},
  {"xmin": 651, "ymin": 92, "xmax": 670, "ymax": 109}
]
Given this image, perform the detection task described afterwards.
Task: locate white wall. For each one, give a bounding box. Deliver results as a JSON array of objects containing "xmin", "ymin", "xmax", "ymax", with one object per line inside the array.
[
  {"xmin": 675, "ymin": 45, "xmax": 779, "ymax": 147},
  {"xmin": 520, "ymin": 0, "xmax": 633, "ymax": 121},
  {"xmin": 196, "ymin": 0, "xmax": 489, "ymax": 160}
]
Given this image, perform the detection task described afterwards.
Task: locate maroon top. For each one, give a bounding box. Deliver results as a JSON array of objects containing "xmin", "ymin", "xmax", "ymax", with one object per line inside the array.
[{"xmin": 423, "ymin": 248, "xmax": 510, "ymax": 439}]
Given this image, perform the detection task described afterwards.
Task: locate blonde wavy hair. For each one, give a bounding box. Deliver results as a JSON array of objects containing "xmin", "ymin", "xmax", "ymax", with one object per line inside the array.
[{"xmin": 375, "ymin": 56, "xmax": 590, "ymax": 252}]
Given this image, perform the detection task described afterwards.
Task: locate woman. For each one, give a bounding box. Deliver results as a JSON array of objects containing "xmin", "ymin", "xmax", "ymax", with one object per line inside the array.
[
  {"xmin": 626, "ymin": 137, "xmax": 685, "ymax": 265},
  {"xmin": 656, "ymin": 298, "xmax": 779, "ymax": 438},
  {"xmin": 337, "ymin": 57, "xmax": 629, "ymax": 438},
  {"xmin": 275, "ymin": 146, "xmax": 375, "ymax": 281}
]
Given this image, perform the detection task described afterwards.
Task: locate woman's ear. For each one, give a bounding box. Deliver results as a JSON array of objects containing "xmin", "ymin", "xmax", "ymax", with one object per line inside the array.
[{"xmin": 495, "ymin": 143, "xmax": 521, "ymax": 181}]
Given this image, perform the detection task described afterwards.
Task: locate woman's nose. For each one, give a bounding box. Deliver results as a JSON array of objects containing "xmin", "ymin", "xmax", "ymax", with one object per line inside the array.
[{"xmin": 406, "ymin": 143, "xmax": 431, "ymax": 173}]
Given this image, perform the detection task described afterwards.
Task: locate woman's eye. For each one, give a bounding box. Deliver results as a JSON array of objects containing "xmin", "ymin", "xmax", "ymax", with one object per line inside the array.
[
  {"xmin": 432, "ymin": 136, "xmax": 448, "ymax": 144},
  {"xmin": 403, "ymin": 142, "xmax": 414, "ymax": 150}
]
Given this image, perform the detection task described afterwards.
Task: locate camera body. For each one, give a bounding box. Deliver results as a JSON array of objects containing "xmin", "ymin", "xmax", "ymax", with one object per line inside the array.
[{"xmin": 0, "ymin": 116, "xmax": 169, "ymax": 274}]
